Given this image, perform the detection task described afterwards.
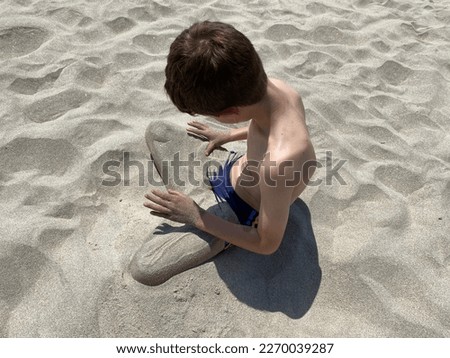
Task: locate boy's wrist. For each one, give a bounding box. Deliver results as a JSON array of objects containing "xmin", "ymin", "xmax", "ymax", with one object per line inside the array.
[
  {"xmin": 194, "ymin": 207, "xmax": 207, "ymax": 230},
  {"xmin": 219, "ymin": 129, "xmax": 232, "ymax": 145}
]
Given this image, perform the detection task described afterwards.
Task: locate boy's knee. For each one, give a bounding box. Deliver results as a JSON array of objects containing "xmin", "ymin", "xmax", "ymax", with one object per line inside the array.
[
  {"xmin": 128, "ymin": 251, "xmax": 167, "ymax": 286},
  {"xmin": 128, "ymin": 231, "xmax": 224, "ymax": 286}
]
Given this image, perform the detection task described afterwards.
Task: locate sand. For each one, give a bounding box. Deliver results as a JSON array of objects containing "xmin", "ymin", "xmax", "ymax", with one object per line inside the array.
[{"xmin": 1, "ymin": 0, "xmax": 449, "ymax": 337}]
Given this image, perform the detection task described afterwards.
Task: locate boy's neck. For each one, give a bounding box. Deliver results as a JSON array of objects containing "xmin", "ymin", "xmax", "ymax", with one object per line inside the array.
[{"xmin": 247, "ymin": 79, "xmax": 278, "ymax": 132}]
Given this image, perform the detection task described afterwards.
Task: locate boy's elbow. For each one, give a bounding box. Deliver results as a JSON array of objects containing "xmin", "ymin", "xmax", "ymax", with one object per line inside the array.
[
  {"xmin": 260, "ymin": 246, "xmax": 278, "ymax": 255},
  {"xmin": 258, "ymin": 236, "xmax": 281, "ymax": 255}
]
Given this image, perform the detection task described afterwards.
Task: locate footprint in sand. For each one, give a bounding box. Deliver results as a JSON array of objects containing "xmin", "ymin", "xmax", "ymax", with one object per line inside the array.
[
  {"xmin": 367, "ymin": 94, "xmax": 408, "ymax": 119},
  {"xmin": 69, "ymin": 119, "xmax": 129, "ymax": 146},
  {"xmin": 306, "ymin": 2, "xmax": 329, "ymax": 14},
  {"xmin": 292, "ymin": 51, "xmax": 343, "ymax": 78},
  {"xmin": 37, "ymin": 228, "xmax": 76, "ymax": 251},
  {"xmin": 375, "ymin": 164, "xmax": 423, "ymax": 196},
  {"xmin": 23, "ymin": 89, "xmax": 91, "ymax": 123},
  {"xmin": 264, "ymin": 24, "xmax": 305, "ymax": 41},
  {"xmin": 371, "ymin": 39, "xmax": 391, "ymax": 53},
  {"xmin": 127, "ymin": 7, "xmax": 157, "ymax": 22},
  {"xmin": 8, "ymin": 68, "xmax": 64, "ymax": 95},
  {"xmin": 22, "ymin": 185, "xmax": 60, "ymax": 206},
  {"xmin": 47, "ymin": 8, "xmax": 85, "ymax": 26},
  {"xmin": 377, "ymin": 60, "xmax": 412, "ymax": 86},
  {"xmin": 0, "ymin": 138, "xmax": 78, "ymax": 177},
  {"xmin": 105, "ymin": 17, "xmax": 136, "ymax": 33},
  {"xmin": 45, "ymin": 202, "xmax": 76, "ymax": 219},
  {"xmin": 307, "ymin": 25, "xmax": 353, "ymax": 44},
  {"xmin": 114, "ymin": 52, "xmax": 151, "ymax": 69},
  {"xmin": 132, "ymin": 34, "xmax": 167, "ymax": 54},
  {"xmin": 75, "ymin": 65, "xmax": 109, "ymax": 88},
  {"xmin": 138, "ymin": 71, "xmax": 165, "ymax": 90},
  {"xmin": 0, "ymin": 26, "xmax": 49, "ymax": 60},
  {"xmin": 0, "ymin": 242, "xmax": 47, "ymax": 307}
]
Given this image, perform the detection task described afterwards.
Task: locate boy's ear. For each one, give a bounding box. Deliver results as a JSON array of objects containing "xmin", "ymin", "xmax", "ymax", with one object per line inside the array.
[{"xmin": 218, "ymin": 107, "xmax": 239, "ymax": 116}]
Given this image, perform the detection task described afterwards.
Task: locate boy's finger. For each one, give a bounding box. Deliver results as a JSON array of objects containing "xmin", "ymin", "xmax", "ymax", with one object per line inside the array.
[
  {"xmin": 167, "ymin": 189, "xmax": 178, "ymax": 195},
  {"xmin": 186, "ymin": 127, "xmax": 202, "ymax": 135},
  {"xmin": 205, "ymin": 143, "xmax": 215, "ymax": 156},
  {"xmin": 151, "ymin": 189, "xmax": 172, "ymax": 201},
  {"xmin": 145, "ymin": 192, "xmax": 162, "ymax": 201},
  {"xmin": 187, "ymin": 121, "xmax": 204, "ymax": 129},
  {"xmin": 186, "ymin": 128, "xmax": 208, "ymax": 141},
  {"xmin": 145, "ymin": 192, "xmax": 171, "ymax": 208},
  {"xmin": 143, "ymin": 201, "xmax": 171, "ymax": 214},
  {"xmin": 150, "ymin": 211, "xmax": 168, "ymax": 218}
]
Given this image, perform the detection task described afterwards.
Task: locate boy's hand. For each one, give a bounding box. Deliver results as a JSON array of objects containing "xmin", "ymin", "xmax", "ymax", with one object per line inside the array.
[
  {"xmin": 186, "ymin": 121, "xmax": 229, "ymax": 156},
  {"xmin": 144, "ymin": 189, "xmax": 204, "ymax": 227}
]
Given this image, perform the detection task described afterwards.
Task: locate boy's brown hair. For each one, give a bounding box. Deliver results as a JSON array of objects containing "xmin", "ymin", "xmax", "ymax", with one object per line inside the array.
[{"xmin": 164, "ymin": 21, "xmax": 267, "ymax": 115}]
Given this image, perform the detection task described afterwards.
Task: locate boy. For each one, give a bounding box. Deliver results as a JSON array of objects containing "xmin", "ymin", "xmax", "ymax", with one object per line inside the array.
[{"xmin": 131, "ymin": 21, "xmax": 316, "ymax": 284}]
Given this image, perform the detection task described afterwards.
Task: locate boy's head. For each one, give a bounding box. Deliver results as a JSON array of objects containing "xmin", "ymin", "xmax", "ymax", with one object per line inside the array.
[{"xmin": 164, "ymin": 21, "xmax": 267, "ymax": 116}]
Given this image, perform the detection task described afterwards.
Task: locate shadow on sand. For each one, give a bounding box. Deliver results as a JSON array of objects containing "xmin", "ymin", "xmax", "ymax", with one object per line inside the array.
[{"xmin": 213, "ymin": 198, "xmax": 321, "ymax": 319}]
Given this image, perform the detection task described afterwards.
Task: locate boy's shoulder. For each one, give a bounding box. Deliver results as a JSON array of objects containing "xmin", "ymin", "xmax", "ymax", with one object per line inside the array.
[{"xmin": 271, "ymin": 78, "xmax": 301, "ymax": 99}]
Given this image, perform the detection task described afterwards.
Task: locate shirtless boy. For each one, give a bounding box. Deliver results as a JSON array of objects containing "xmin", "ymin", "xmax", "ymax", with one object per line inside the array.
[{"xmin": 143, "ymin": 21, "xmax": 316, "ymax": 256}]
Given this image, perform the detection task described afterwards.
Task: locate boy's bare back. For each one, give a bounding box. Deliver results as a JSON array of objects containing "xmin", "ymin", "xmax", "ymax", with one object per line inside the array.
[{"xmin": 232, "ymin": 78, "xmax": 316, "ymax": 212}]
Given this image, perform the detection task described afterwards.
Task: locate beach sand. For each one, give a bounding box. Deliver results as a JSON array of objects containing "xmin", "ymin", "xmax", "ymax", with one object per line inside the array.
[{"xmin": 1, "ymin": 0, "xmax": 449, "ymax": 337}]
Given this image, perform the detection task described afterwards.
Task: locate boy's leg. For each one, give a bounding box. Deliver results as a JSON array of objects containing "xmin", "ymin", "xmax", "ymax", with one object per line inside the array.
[
  {"xmin": 144, "ymin": 119, "xmax": 228, "ymax": 193},
  {"xmin": 129, "ymin": 119, "xmax": 235, "ymax": 286}
]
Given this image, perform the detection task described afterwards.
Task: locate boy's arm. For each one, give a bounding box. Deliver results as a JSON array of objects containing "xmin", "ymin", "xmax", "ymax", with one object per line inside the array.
[
  {"xmin": 224, "ymin": 126, "xmax": 248, "ymax": 143},
  {"xmin": 195, "ymin": 164, "xmax": 292, "ymax": 255}
]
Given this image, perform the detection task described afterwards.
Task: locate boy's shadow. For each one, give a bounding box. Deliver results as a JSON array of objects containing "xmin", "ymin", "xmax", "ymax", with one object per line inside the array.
[
  {"xmin": 155, "ymin": 199, "xmax": 321, "ymax": 319},
  {"xmin": 216, "ymin": 199, "xmax": 321, "ymax": 319}
]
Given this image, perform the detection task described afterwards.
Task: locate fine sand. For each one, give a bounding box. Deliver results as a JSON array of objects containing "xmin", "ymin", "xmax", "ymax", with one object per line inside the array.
[{"xmin": 1, "ymin": 0, "xmax": 449, "ymax": 337}]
